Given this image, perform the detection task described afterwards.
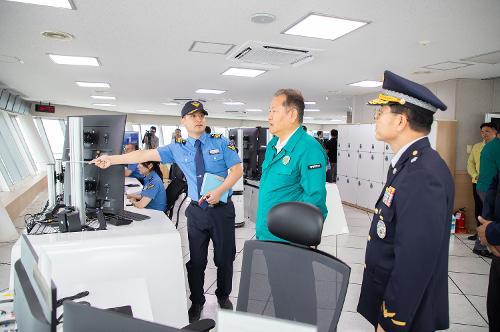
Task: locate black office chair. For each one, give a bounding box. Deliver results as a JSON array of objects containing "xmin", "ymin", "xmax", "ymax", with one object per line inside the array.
[
  {"xmin": 236, "ymin": 202, "xmax": 351, "ymax": 332},
  {"xmin": 63, "ymin": 301, "xmax": 215, "ymax": 332},
  {"xmin": 165, "ymin": 163, "xmax": 188, "ymax": 228}
]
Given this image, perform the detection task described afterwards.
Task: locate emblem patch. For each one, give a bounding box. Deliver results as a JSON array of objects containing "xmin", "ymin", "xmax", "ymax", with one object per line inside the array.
[
  {"xmin": 377, "ymin": 220, "xmax": 387, "ymax": 239},
  {"xmin": 282, "ymin": 155, "xmax": 290, "ymax": 165}
]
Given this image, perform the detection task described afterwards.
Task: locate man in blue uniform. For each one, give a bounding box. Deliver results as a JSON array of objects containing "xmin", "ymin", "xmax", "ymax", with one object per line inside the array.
[
  {"xmin": 357, "ymin": 71, "xmax": 454, "ymax": 332},
  {"xmin": 91, "ymin": 101, "xmax": 243, "ymax": 322}
]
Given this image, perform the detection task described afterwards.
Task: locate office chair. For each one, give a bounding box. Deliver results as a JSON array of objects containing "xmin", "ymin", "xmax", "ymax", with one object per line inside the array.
[
  {"xmin": 63, "ymin": 301, "xmax": 215, "ymax": 332},
  {"xmin": 165, "ymin": 163, "xmax": 188, "ymax": 228},
  {"xmin": 236, "ymin": 202, "xmax": 351, "ymax": 332}
]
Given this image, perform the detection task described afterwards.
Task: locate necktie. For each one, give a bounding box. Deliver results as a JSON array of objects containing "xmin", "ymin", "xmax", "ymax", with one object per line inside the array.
[{"xmin": 194, "ymin": 139, "xmax": 205, "ymax": 199}]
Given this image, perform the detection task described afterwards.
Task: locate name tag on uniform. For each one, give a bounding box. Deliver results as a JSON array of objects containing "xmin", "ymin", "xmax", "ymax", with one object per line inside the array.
[
  {"xmin": 308, "ymin": 164, "xmax": 321, "ymax": 170},
  {"xmin": 382, "ymin": 186, "xmax": 396, "ymax": 207},
  {"xmin": 209, "ymin": 149, "xmax": 220, "ymax": 155}
]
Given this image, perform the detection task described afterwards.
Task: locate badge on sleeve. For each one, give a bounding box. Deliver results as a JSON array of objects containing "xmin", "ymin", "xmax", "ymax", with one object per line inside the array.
[
  {"xmin": 282, "ymin": 155, "xmax": 290, "ymax": 165},
  {"xmin": 382, "ymin": 186, "xmax": 396, "ymax": 207},
  {"xmin": 377, "ymin": 220, "xmax": 387, "ymax": 239}
]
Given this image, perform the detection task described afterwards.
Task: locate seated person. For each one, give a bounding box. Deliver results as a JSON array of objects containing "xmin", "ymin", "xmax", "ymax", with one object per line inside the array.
[
  {"xmin": 123, "ymin": 143, "xmax": 145, "ymax": 182},
  {"xmin": 126, "ymin": 161, "xmax": 167, "ymax": 211}
]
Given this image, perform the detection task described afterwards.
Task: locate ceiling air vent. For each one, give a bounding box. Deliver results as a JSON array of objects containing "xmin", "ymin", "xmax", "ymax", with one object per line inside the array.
[{"xmin": 228, "ymin": 41, "xmax": 321, "ymax": 68}]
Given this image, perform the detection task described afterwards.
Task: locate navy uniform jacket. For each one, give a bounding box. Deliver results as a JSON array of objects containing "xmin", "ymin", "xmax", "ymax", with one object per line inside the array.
[
  {"xmin": 357, "ymin": 138, "xmax": 454, "ymax": 332},
  {"xmin": 485, "ymin": 173, "xmax": 500, "ymax": 245}
]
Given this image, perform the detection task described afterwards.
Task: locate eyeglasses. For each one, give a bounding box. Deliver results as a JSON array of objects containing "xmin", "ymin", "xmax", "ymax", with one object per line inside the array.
[{"xmin": 373, "ymin": 108, "xmax": 394, "ymax": 120}]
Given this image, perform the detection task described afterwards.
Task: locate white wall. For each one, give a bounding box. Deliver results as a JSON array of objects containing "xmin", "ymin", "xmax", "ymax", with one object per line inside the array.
[
  {"xmin": 493, "ymin": 78, "xmax": 500, "ymax": 113},
  {"xmin": 425, "ymin": 80, "xmax": 457, "ymax": 121}
]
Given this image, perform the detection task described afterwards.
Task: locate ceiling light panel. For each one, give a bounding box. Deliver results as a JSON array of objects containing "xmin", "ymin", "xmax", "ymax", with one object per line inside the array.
[
  {"xmin": 283, "ymin": 14, "xmax": 368, "ymax": 41},
  {"xmin": 162, "ymin": 102, "xmax": 180, "ymax": 106},
  {"xmin": 91, "ymin": 95, "xmax": 115, "ymax": 100},
  {"xmin": 49, "ymin": 54, "xmax": 99, "ymax": 66},
  {"xmin": 93, "ymin": 103, "xmax": 115, "ymax": 107},
  {"xmin": 422, "ymin": 61, "xmax": 473, "ymax": 71},
  {"xmin": 245, "ymin": 109, "xmax": 262, "ymax": 112},
  {"xmin": 6, "ymin": 0, "xmax": 74, "ymax": 9},
  {"xmin": 349, "ymin": 80, "xmax": 382, "ymax": 87},
  {"xmin": 195, "ymin": 89, "xmax": 226, "ymax": 94},
  {"xmin": 223, "ymin": 101, "xmax": 245, "ymax": 106},
  {"xmin": 76, "ymin": 82, "xmax": 110, "ymax": 88},
  {"xmin": 304, "ymin": 101, "xmax": 316, "ymax": 105},
  {"xmin": 189, "ymin": 41, "xmax": 235, "ymax": 55},
  {"xmin": 305, "ymin": 109, "xmax": 320, "ymax": 112},
  {"xmin": 136, "ymin": 109, "xmax": 154, "ymax": 113},
  {"xmin": 222, "ymin": 67, "xmax": 266, "ymax": 78}
]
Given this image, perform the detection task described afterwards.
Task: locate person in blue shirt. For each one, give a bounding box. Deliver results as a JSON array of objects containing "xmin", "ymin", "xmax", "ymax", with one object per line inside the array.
[
  {"xmin": 124, "ymin": 143, "xmax": 145, "ymax": 183},
  {"xmin": 91, "ymin": 100, "xmax": 243, "ymax": 323},
  {"xmin": 126, "ymin": 161, "xmax": 166, "ymax": 211}
]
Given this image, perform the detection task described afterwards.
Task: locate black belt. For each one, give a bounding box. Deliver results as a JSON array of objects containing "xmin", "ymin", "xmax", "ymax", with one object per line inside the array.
[{"xmin": 190, "ymin": 196, "xmax": 232, "ymax": 208}]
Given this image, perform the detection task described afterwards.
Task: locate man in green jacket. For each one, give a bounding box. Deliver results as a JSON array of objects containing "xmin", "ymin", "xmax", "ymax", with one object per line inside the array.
[
  {"xmin": 256, "ymin": 88, "xmax": 328, "ymax": 241},
  {"xmin": 475, "ymin": 123, "xmax": 500, "ymax": 257}
]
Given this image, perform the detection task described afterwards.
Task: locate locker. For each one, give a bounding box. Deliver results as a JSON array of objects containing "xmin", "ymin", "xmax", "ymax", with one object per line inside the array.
[
  {"xmin": 357, "ymin": 124, "xmax": 372, "ymax": 152},
  {"xmin": 357, "ymin": 180, "xmax": 383, "ymax": 209},
  {"xmin": 382, "ymin": 153, "xmax": 394, "ymax": 182},
  {"xmin": 344, "ymin": 176, "xmax": 358, "ymax": 204},
  {"xmin": 357, "ymin": 152, "xmax": 371, "ymax": 180},
  {"xmin": 347, "ymin": 125, "xmax": 360, "ymax": 151},
  {"xmin": 345, "ymin": 150, "xmax": 358, "ymax": 178},
  {"xmin": 337, "ymin": 126, "xmax": 350, "ymax": 150}
]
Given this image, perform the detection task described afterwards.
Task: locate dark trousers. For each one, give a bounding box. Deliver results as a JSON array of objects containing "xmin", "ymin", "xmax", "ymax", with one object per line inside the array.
[
  {"xmin": 475, "ymin": 190, "xmax": 488, "ymax": 251},
  {"xmin": 185, "ymin": 200, "xmax": 236, "ymax": 304},
  {"xmin": 488, "ymin": 257, "xmax": 500, "ymax": 332},
  {"xmin": 473, "ymin": 183, "xmax": 483, "ymax": 227}
]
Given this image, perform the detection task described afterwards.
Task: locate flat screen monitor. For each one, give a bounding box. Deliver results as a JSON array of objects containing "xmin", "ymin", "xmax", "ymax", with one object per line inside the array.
[
  {"xmin": 62, "ymin": 115, "xmax": 127, "ymax": 215},
  {"xmin": 123, "ymin": 131, "xmax": 140, "ymax": 147},
  {"xmin": 14, "ymin": 234, "xmax": 57, "ymax": 332}
]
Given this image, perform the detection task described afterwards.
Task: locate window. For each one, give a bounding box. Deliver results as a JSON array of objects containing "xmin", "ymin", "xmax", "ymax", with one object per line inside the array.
[
  {"xmin": 41, "ymin": 118, "xmax": 65, "ymax": 159},
  {"xmin": 11, "ymin": 115, "xmax": 37, "ymax": 173},
  {"xmin": 0, "ymin": 110, "xmax": 31, "ymax": 188}
]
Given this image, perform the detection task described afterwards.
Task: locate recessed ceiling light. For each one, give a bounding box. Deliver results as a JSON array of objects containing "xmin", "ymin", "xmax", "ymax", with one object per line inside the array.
[
  {"xmin": 41, "ymin": 31, "xmax": 74, "ymax": 40},
  {"xmin": 304, "ymin": 101, "xmax": 316, "ymax": 105},
  {"xmin": 162, "ymin": 102, "xmax": 180, "ymax": 106},
  {"xmin": 195, "ymin": 89, "xmax": 226, "ymax": 94},
  {"xmin": 76, "ymin": 82, "xmax": 110, "ymax": 88},
  {"xmin": 305, "ymin": 109, "xmax": 320, "ymax": 112},
  {"xmin": 136, "ymin": 110, "xmax": 154, "ymax": 113},
  {"xmin": 422, "ymin": 61, "xmax": 473, "ymax": 71},
  {"xmin": 223, "ymin": 101, "xmax": 245, "ymax": 106},
  {"xmin": 91, "ymin": 95, "xmax": 116, "ymax": 100},
  {"xmin": 250, "ymin": 13, "xmax": 276, "ymax": 24},
  {"xmin": 49, "ymin": 54, "xmax": 100, "ymax": 66},
  {"xmin": 283, "ymin": 13, "xmax": 368, "ymax": 41},
  {"xmin": 349, "ymin": 80, "xmax": 382, "ymax": 88},
  {"xmin": 93, "ymin": 103, "xmax": 115, "ymax": 107},
  {"xmin": 6, "ymin": 0, "xmax": 74, "ymax": 9},
  {"xmin": 246, "ymin": 109, "xmax": 263, "ymax": 112},
  {"xmin": 222, "ymin": 67, "xmax": 267, "ymax": 78}
]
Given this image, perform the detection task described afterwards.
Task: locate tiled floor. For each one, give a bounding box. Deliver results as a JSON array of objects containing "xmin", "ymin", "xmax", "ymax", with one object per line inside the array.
[{"xmin": 0, "ymin": 191, "xmax": 491, "ymax": 331}]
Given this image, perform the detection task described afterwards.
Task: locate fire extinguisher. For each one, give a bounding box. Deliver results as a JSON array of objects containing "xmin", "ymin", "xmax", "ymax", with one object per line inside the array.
[{"xmin": 454, "ymin": 208, "xmax": 467, "ymax": 234}]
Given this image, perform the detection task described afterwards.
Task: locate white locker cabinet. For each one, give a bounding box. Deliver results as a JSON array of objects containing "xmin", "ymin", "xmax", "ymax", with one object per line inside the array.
[
  {"xmin": 357, "ymin": 124, "xmax": 372, "ymax": 152},
  {"xmin": 357, "ymin": 152, "xmax": 384, "ymax": 183},
  {"xmin": 337, "ymin": 126, "xmax": 350, "ymax": 150},
  {"xmin": 345, "ymin": 151, "xmax": 358, "ymax": 178},
  {"xmin": 357, "ymin": 152, "xmax": 371, "ymax": 181},
  {"xmin": 338, "ymin": 176, "xmax": 357, "ymax": 204},
  {"xmin": 347, "ymin": 125, "xmax": 360, "ymax": 152},
  {"xmin": 357, "ymin": 180, "xmax": 383, "ymax": 210},
  {"xmin": 337, "ymin": 150, "xmax": 350, "ymax": 176}
]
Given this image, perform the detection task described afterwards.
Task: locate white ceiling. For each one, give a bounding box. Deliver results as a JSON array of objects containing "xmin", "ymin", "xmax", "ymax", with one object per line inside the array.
[{"xmin": 1, "ymin": 0, "xmax": 500, "ymax": 123}]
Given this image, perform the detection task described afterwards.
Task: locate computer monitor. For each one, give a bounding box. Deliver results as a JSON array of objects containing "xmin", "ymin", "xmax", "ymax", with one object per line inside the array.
[
  {"xmin": 62, "ymin": 115, "xmax": 127, "ymax": 215},
  {"xmin": 231, "ymin": 127, "xmax": 268, "ymax": 180},
  {"xmin": 14, "ymin": 234, "xmax": 58, "ymax": 332},
  {"xmin": 63, "ymin": 301, "xmax": 186, "ymax": 332},
  {"xmin": 123, "ymin": 131, "xmax": 140, "ymax": 147}
]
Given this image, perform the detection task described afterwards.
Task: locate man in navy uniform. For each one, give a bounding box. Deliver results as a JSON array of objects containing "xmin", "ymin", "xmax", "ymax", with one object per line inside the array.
[
  {"xmin": 91, "ymin": 101, "xmax": 243, "ymax": 322},
  {"xmin": 477, "ymin": 171, "xmax": 500, "ymax": 330},
  {"xmin": 357, "ymin": 71, "xmax": 454, "ymax": 332}
]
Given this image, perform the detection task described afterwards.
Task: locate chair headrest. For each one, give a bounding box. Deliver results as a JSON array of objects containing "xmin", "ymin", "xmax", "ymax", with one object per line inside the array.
[{"xmin": 267, "ymin": 202, "xmax": 324, "ymax": 247}]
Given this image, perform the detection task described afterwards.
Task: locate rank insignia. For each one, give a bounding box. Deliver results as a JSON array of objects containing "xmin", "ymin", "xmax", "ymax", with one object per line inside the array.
[
  {"xmin": 282, "ymin": 155, "xmax": 290, "ymax": 165},
  {"xmin": 145, "ymin": 183, "xmax": 155, "ymax": 190},
  {"xmin": 382, "ymin": 186, "xmax": 396, "ymax": 207},
  {"xmin": 227, "ymin": 144, "xmax": 236, "ymax": 151},
  {"xmin": 211, "ymin": 133, "xmax": 222, "ymax": 138},
  {"xmin": 412, "ymin": 150, "xmax": 418, "ymax": 156},
  {"xmin": 377, "ymin": 220, "xmax": 387, "ymax": 239},
  {"xmin": 175, "ymin": 137, "xmax": 186, "ymax": 144}
]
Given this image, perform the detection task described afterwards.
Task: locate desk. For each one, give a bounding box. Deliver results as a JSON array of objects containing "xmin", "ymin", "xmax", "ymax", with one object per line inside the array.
[{"xmin": 10, "ymin": 178, "xmax": 188, "ymax": 328}]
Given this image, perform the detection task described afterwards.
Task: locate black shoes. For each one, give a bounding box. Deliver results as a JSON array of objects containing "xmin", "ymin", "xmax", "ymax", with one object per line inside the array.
[
  {"xmin": 188, "ymin": 303, "xmax": 203, "ymax": 323},
  {"xmin": 468, "ymin": 234, "xmax": 478, "ymax": 241},
  {"xmin": 217, "ymin": 297, "xmax": 233, "ymax": 310},
  {"xmin": 473, "ymin": 249, "xmax": 494, "ymax": 258}
]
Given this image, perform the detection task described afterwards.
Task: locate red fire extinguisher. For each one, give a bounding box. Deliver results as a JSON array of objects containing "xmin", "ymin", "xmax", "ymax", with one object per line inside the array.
[{"xmin": 454, "ymin": 208, "xmax": 467, "ymax": 234}]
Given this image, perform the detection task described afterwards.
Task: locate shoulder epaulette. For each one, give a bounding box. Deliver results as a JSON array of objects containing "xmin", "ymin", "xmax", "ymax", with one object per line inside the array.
[
  {"xmin": 175, "ymin": 137, "xmax": 186, "ymax": 144},
  {"xmin": 211, "ymin": 133, "xmax": 222, "ymax": 138}
]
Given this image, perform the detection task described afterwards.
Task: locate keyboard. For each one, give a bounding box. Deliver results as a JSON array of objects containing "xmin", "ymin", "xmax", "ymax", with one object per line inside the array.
[{"xmin": 116, "ymin": 210, "xmax": 151, "ymax": 221}]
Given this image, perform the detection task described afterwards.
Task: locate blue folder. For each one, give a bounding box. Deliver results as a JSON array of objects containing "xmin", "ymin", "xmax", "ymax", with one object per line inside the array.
[{"xmin": 200, "ymin": 173, "xmax": 229, "ymax": 203}]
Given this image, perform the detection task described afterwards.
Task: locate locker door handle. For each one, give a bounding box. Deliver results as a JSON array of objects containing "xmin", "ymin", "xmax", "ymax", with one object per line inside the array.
[
  {"xmin": 370, "ymin": 183, "xmax": 373, "ymax": 189},
  {"xmin": 371, "ymin": 155, "xmax": 374, "ymax": 160},
  {"xmin": 385, "ymin": 156, "xmax": 388, "ymax": 161},
  {"xmin": 358, "ymin": 181, "xmax": 361, "ymax": 186},
  {"xmin": 348, "ymin": 153, "xmax": 350, "ymax": 158},
  {"xmin": 371, "ymin": 144, "xmax": 374, "ymax": 149},
  {"xmin": 359, "ymin": 154, "xmax": 361, "ymax": 159},
  {"xmin": 348, "ymin": 143, "xmax": 351, "ymax": 148},
  {"xmin": 385, "ymin": 145, "xmax": 389, "ymax": 150},
  {"xmin": 359, "ymin": 144, "xmax": 362, "ymax": 149},
  {"xmin": 347, "ymin": 179, "xmax": 350, "ymax": 183}
]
